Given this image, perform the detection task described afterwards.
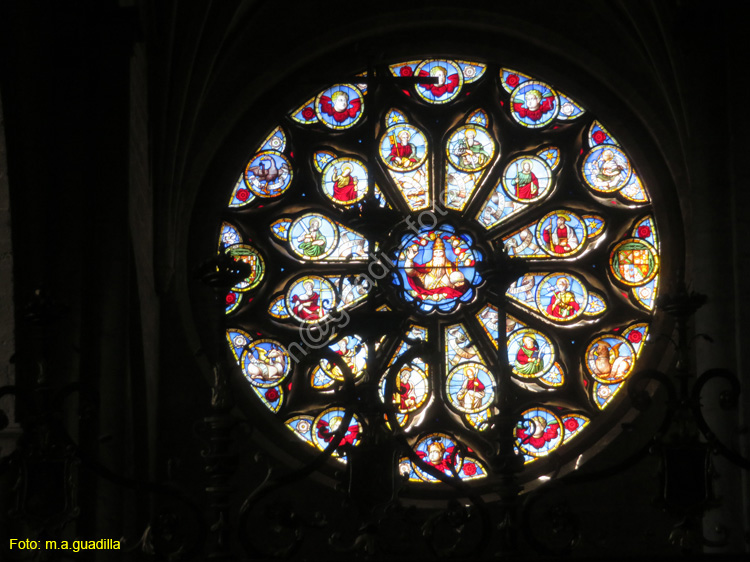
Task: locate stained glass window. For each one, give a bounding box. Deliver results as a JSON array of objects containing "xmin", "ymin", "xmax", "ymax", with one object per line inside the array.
[{"xmin": 216, "ymin": 59, "xmax": 663, "ymax": 485}]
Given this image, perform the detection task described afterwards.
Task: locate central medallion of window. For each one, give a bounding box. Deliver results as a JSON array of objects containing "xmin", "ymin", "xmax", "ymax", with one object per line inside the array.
[{"xmin": 392, "ymin": 224, "xmax": 482, "ymax": 314}]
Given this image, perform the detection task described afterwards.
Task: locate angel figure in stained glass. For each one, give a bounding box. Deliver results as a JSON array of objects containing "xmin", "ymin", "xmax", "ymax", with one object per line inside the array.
[
  {"xmin": 513, "ymin": 89, "xmax": 555, "ymax": 122},
  {"xmin": 246, "ymin": 347, "xmax": 287, "ymax": 383},
  {"xmin": 542, "ymin": 214, "xmax": 579, "ymax": 255},
  {"xmin": 546, "ymin": 277, "xmax": 581, "ymax": 319},
  {"xmin": 418, "ymin": 65, "xmax": 460, "ymax": 97},
  {"xmin": 331, "ymin": 164, "xmax": 359, "ymax": 203},
  {"xmin": 319, "ymin": 90, "xmax": 362, "ymax": 123},
  {"xmin": 457, "ymin": 367, "xmax": 486, "ymax": 410},
  {"xmin": 292, "ymin": 280, "xmax": 323, "ymax": 320},
  {"xmin": 316, "ymin": 415, "xmax": 359, "ymax": 447},
  {"xmin": 404, "ymin": 234, "xmax": 468, "ymax": 300},
  {"xmin": 296, "ymin": 218, "xmax": 328, "ymax": 257},
  {"xmin": 592, "ymin": 149, "xmax": 627, "ymax": 189},
  {"xmin": 514, "ymin": 335, "xmax": 544, "ymax": 376},
  {"xmin": 416, "ymin": 438, "xmax": 456, "ymax": 474},
  {"xmin": 516, "ymin": 415, "xmax": 560, "ymax": 449},
  {"xmin": 388, "ymin": 129, "xmax": 419, "ymax": 169}
]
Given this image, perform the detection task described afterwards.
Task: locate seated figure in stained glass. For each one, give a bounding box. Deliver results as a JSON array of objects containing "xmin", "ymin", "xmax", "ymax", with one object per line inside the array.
[
  {"xmin": 452, "ymin": 128, "xmax": 490, "ymax": 170},
  {"xmin": 542, "ymin": 214, "xmax": 579, "ymax": 254},
  {"xmin": 331, "ymin": 164, "xmax": 359, "ymax": 203},
  {"xmin": 394, "ymin": 367, "xmax": 418, "ymax": 412},
  {"xmin": 514, "ymin": 335, "xmax": 544, "ymax": 376},
  {"xmin": 388, "ymin": 129, "xmax": 419, "ymax": 169},
  {"xmin": 404, "ymin": 233, "xmax": 468, "ymax": 300},
  {"xmin": 592, "ymin": 149, "xmax": 627, "ymax": 189},
  {"xmin": 296, "ymin": 218, "xmax": 328, "ymax": 257}
]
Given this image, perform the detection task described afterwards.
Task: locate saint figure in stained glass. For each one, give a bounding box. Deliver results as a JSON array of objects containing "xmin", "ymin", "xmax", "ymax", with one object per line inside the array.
[
  {"xmin": 388, "ymin": 129, "xmax": 419, "ymax": 169},
  {"xmin": 514, "ymin": 334, "xmax": 544, "ymax": 376},
  {"xmin": 331, "ymin": 163, "xmax": 360, "ymax": 203},
  {"xmin": 295, "ymin": 217, "xmax": 329, "ymax": 258},
  {"xmin": 541, "ymin": 213, "xmax": 581, "ymax": 255},
  {"xmin": 544, "ymin": 277, "xmax": 582, "ymax": 320},
  {"xmin": 449, "ymin": 126, "xmax": 493, "ymax": 171},
  {"xmin": 393, "ymin": 226, "xmax": 481, "ymax": 312},
  {"xmin": 503, "ymin": 156, "xmax": 554, "ymax": 203}
]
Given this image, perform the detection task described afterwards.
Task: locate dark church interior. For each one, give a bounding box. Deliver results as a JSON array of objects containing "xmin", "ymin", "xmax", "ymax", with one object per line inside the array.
[{"xmin": 1, "ymin": 1, "xmax": 748, "ymax": 560}]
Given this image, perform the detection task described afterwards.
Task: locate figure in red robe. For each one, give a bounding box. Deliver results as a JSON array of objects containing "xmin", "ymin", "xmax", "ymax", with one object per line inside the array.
[
  {"xmin": 546, "ymin": 277, "xmax": 581, "ymax": 319},
  {"xmin": 516, "ymin": 415, "xmax": 560, "ymax": 449},
  {"xmin": 292, "ymin": 281, "xmax": 323, "ymax": 320},
  {"xmin": 418, "ymin": 65, "xmax": 460, "ymax": 97},
  {"xmin": 542, "ymin": 215, "xmax": 579, "ymax": 254},
  {"xmin": 319, "ymin": 90, "xmax": 362, "ymax": 123},
  {"xmin": 513, "ymin": 89, "xmax": 555, "ymax": 122},
  {"xmin": 456, "ymin": 367, "xmax": 486, "ymax": 410},
  {"xmin": 403, "ymin": 234, "xmax": 468, "ymax": 301},
  {"xmin": 512, "ymin": 159, "xmax": 540, "ymax": 199},
  {"xmin": 394, "ymin": 367, "xmax": 418, "ymax": 412},
  {"xmin": 331, "ymin": 164, "xmax": 359, "ymax": 202},
  {"xmin": 388, "ymin": 129, "xmax": 418, "ymax": 168}
]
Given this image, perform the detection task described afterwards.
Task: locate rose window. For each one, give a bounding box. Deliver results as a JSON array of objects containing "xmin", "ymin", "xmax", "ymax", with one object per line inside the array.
[{"xmin": 216, "ymin": 58, "xmax": 663, "ymax": 487}]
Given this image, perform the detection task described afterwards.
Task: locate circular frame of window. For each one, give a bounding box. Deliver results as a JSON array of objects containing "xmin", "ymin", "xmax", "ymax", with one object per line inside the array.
[{"xmin": 188, "ymin": 46, "xmax": 682, "ymax": 498}]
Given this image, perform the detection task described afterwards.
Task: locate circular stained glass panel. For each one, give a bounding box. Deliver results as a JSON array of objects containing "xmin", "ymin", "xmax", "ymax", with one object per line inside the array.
[{"xmin": 211, "ymin": 58, "xmax": 669, "ymax": 488}]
